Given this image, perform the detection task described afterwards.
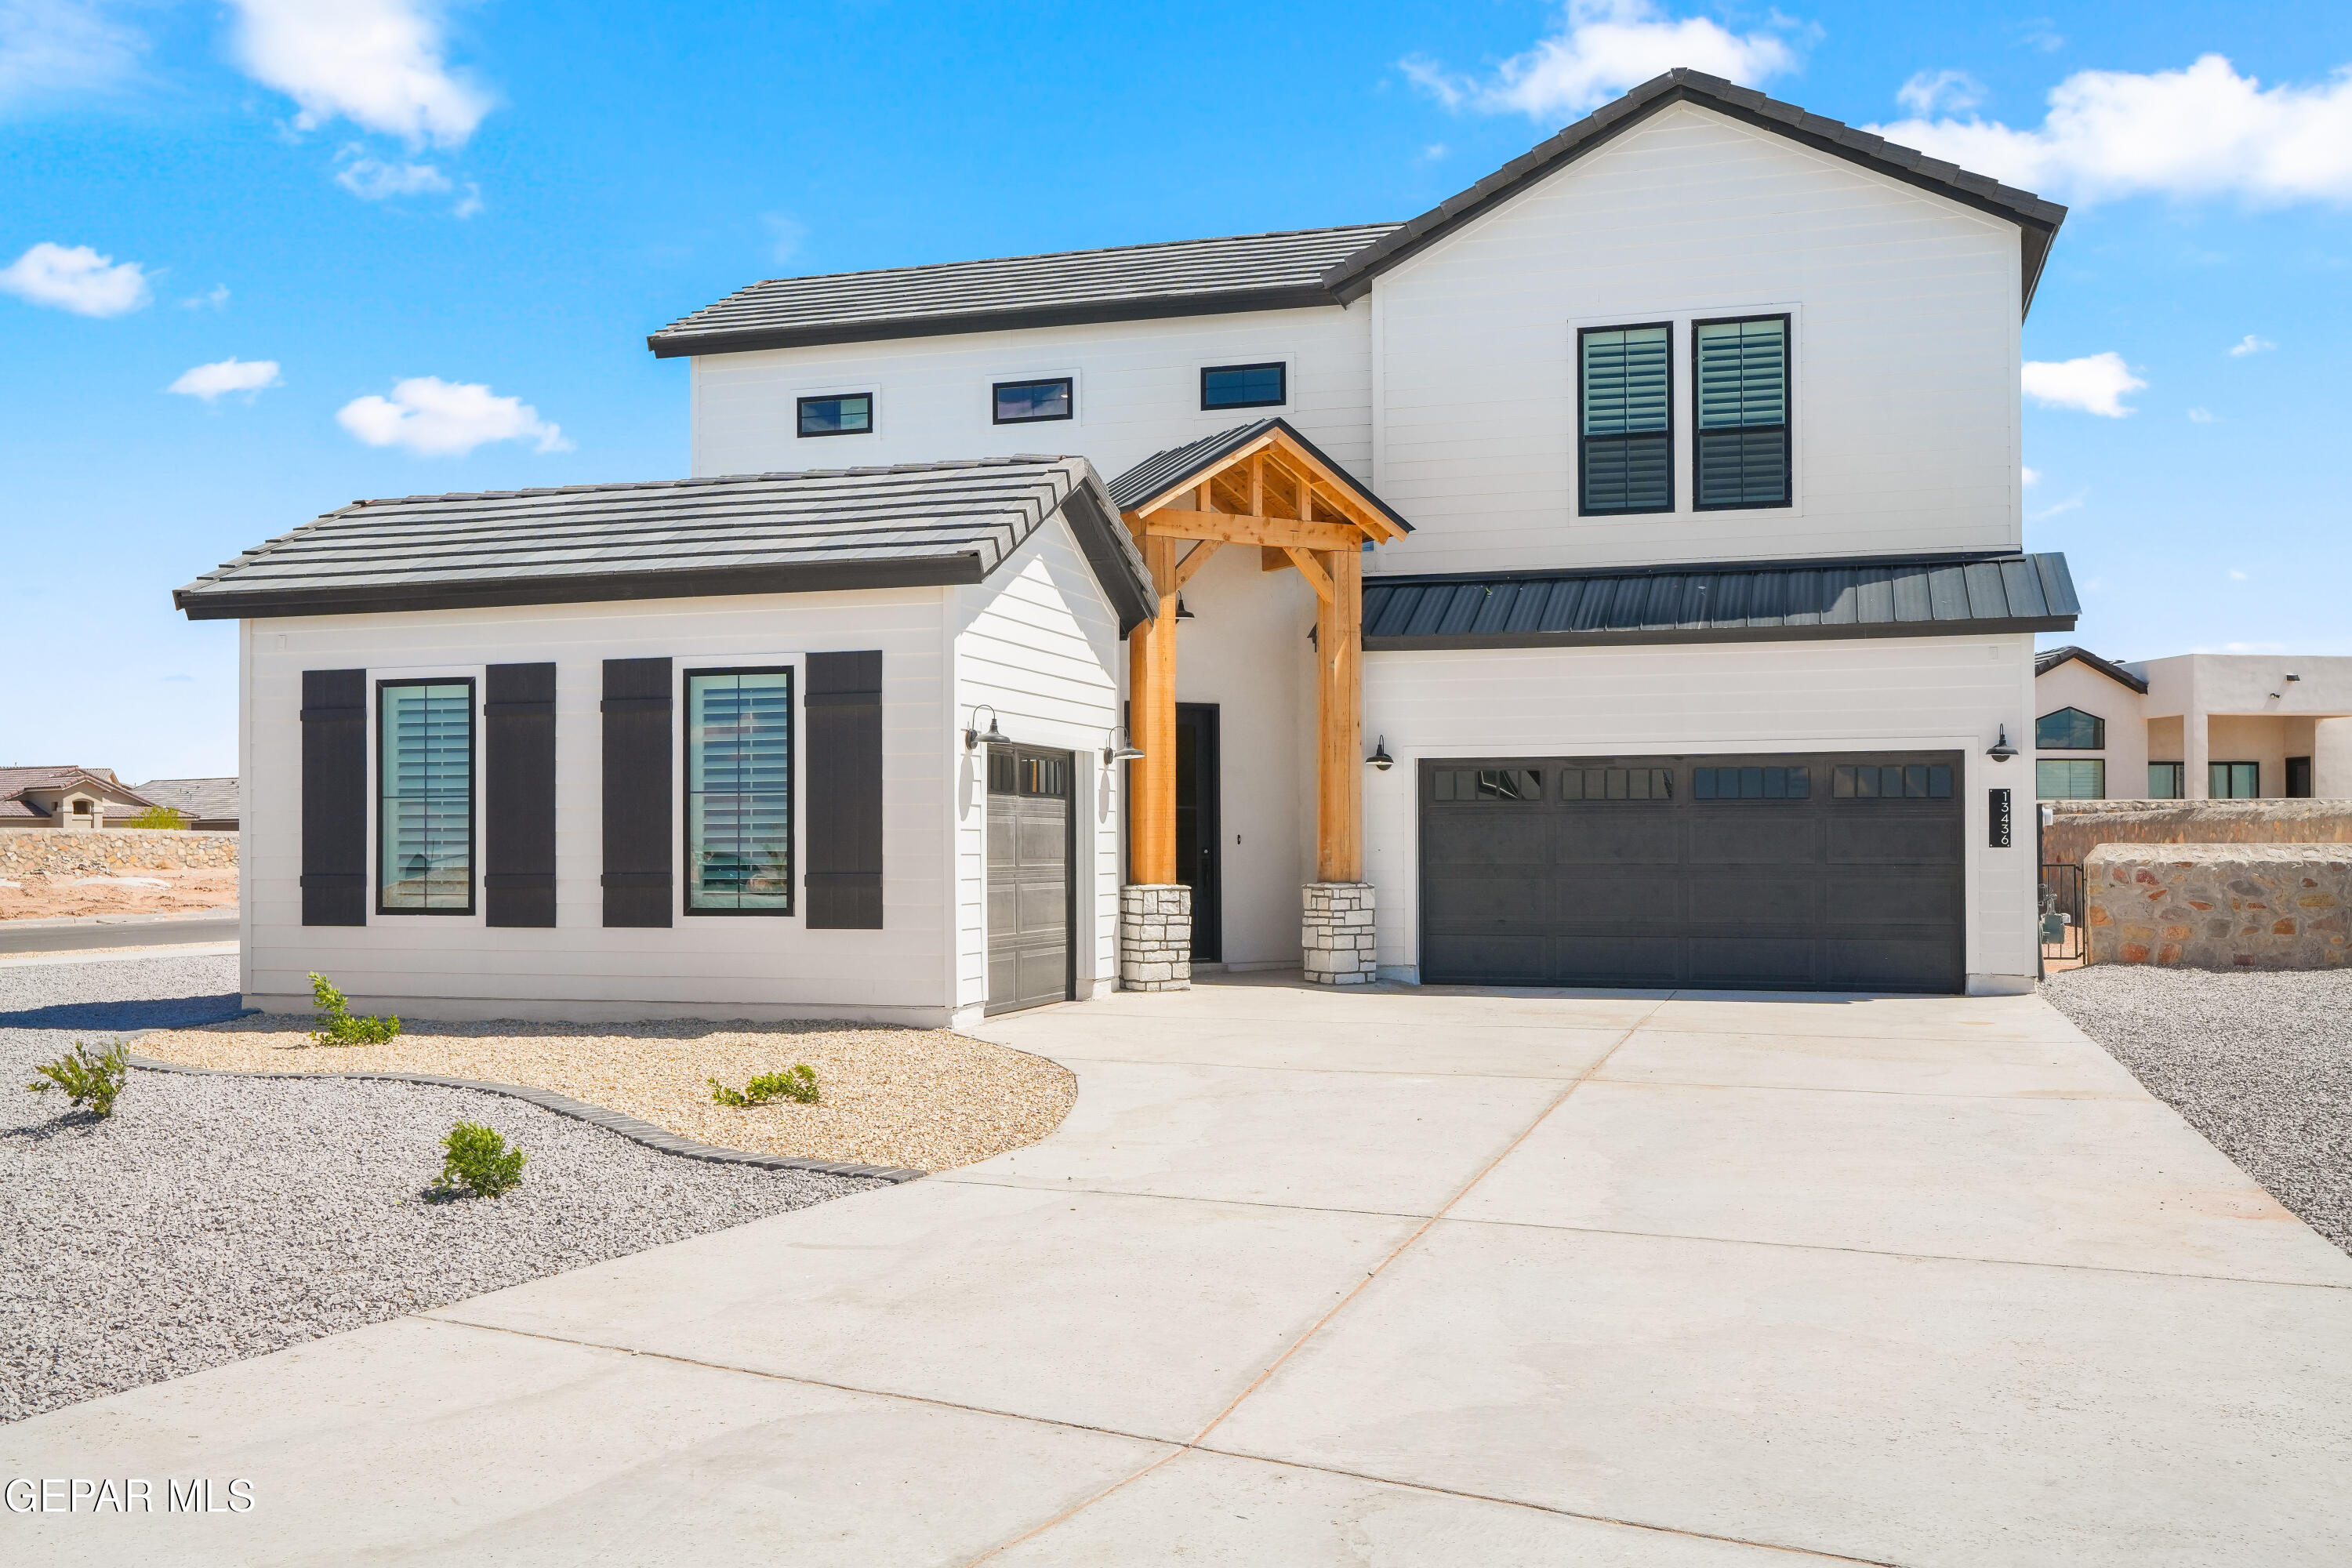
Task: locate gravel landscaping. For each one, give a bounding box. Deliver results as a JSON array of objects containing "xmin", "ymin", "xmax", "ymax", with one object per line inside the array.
[
  {"xmin": 2, "ymin": 952, "xmax": 887, "ymax": 1425},
  {"xmin": 2043, "ymin": 965, "xmax": 2352, "ymax": 1254}
]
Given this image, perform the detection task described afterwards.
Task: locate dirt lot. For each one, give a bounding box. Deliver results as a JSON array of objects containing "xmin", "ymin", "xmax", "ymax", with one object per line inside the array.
[{"xmin": 0, "ymin": 868, "xmax": 239, "ymax": 921}]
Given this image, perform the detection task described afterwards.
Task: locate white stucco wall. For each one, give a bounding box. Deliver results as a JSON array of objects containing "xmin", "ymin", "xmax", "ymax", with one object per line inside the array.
[{"xmin": 2031, "ymin": 658, "xmax": 2147, "ymax": 798}]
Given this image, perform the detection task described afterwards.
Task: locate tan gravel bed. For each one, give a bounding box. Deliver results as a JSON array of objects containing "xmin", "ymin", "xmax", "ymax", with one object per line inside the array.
[{"xmin": 135, "ymin": 1015, "xmax": 1076, "ymax": 1173}]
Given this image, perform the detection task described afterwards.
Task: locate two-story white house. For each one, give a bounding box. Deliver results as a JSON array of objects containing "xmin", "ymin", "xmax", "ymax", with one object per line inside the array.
[{"xmin": 179, "ymin": 70, "xmax": 2078, "ymax": 1023}]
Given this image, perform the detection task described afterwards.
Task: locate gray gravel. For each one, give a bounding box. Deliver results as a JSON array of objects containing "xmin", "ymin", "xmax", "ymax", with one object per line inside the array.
[
  {"xmin": 1, "ymin": 952, "xmax": 883, "ymax": 1425},
  {"xmin": 2043, "ymin": 966, "xmax": 2352, "ymax": 1254}
]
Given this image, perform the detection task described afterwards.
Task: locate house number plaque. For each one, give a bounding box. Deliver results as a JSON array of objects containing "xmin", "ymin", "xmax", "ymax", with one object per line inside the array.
[{"xmin": 1988, "ymin": 787, "xmax": 2013, "ymax": 848}]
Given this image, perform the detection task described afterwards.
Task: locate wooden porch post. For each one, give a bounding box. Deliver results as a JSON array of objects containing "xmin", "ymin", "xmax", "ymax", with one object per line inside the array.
[
  {"xmin": 1316, "ymin": 543, "xmax": 1363, "ymax": 884},
  {"xmin": 1127, "ymin": 532, "xmax": 1179, "ymax": 884}
]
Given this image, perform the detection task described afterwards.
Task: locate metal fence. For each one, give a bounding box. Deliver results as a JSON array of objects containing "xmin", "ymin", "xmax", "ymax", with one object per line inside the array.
[{"xmin": 2039, "ymin": 861, "xmax": 2085, "ymax": 964}]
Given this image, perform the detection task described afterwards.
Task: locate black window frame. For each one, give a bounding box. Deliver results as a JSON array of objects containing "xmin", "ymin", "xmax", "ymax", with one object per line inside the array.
[
  {"xmin": 2034, "ymin": 707, "xmax": 2106, "ymax": 750},
  {"xmin": 2148, "ymin": 762, "xmax": 2185, "ymax": 799},
  {"xmin": 683, "ymin": 664, "xmax": 797, "ymax": 918},
  {"xmin": 1200, "ymin": 361, "xmax": 1286, "ymax": 412},
  {"xmin": 2209, "ymin": 760, "xmax": 2260, "ymax": 800},
  {"xmin": 1690, "ymin": 311, "xmax": 1791, "ymax": 512},
  {"xmin": 1577, "ymin": 321, "xmax": 1675, "ymax": 517},
  {"xmin": 2034, "ymin": 758, "xmax": 2106, "ymax": 800},
  {"xmin": 375, "ymin": 674, "xmax": 477, "ymax": 917},
  {"xmin": 796, "ymin": 391, "xmax": 873, "ymax": 439},
  {"xmin": 992, "ymin": 376, "xmax": 1074, "ymax": 426}
]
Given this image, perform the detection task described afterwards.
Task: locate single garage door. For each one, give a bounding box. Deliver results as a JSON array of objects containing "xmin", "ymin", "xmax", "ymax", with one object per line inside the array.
[
  {"xmin": 986, "ymin": 744, "xmax": 1074, "ymax": 1014},
  {"xmin": 1420, "ymin": 752, "xmax": 1964, "ymax": 993}
]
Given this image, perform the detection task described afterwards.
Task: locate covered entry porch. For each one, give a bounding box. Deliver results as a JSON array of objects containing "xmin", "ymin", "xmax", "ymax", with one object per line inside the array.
[{"xmin": 1105, "ymin": 419, "xmax": 1410, "ymax": 989}]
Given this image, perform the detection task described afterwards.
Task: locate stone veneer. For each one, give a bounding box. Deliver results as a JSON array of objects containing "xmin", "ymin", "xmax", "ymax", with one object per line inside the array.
[
  {"xmin": 0, "ymin": 828, "xmax": 238, "ymax": 878},
  {"xmin": 1118, "ymin": 884, "xmax": 1192, "ymax": 992},
  {"xmin": 2085, "ymin": 843, "xmax": 2350, "ymax": 970},
  {"xmin": 1302, "ymin": 882, "xmax": 1377, "ymax": 986}
]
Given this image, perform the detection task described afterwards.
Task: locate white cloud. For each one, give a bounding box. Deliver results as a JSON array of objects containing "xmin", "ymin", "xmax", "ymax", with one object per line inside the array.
[
  {"xmin": 337, "ymin": 376, "xmax": 568, "ymax": 456},
  {"xmin": 0, "ymin": 0, "xmax": 144, "ymax": 105},
  {"xmin": 2021, "ymin": 466, "xmax": 2042, "ymax": 487},
  {"xmin": 2029, "ymin": 488, "xmax": 2088, "ymax": 521},
  {"xmin": 180, "ymin": 284, "xmax": 231, "ymax": 311},
  {"xmin": 760, "ymin": 212, "xmax": 806, "ymax": 266},
  {"xmin": 168, "ymin": 358, "xmax": 282, "ymax": 402},
  {"xmin": 227, "ymin": 0, "xmax": 490, "ymax": 148},
  {"xmin": 2022, "ymin": 352, "xmax": 2144, "ymax": 417},
  {"xmin": 1896, "ymin": 69, "xmax": 1984, "ymax": 116},
  {"xmin": 1404, "ymin": 0, "xmax": 1798, "ymax": 122},
  {"xmin": 451, "ymin": 181, "xmax": 481, "ymax": 218},
  {"xmin": 2228, "ymin": 333, "xmax": 2275, "ymax": 356},
  {"xmin": 2187, "ymin": 407, "xmax": 2216, "ymax": 423},
  {"xmin": 1870, "ymin": 56, "xmax": 2352, "ymax": 205},
  {"xmin": 0, "ymin": 241, "xmax": 150, "ymax": 316},
  {"xmin": 2227, "ymin": 568, "xmax": 2249, "ymax": 580},
  {"xmin": 334, "ymin": 150, "xmax": 451, "ymax": 199}
]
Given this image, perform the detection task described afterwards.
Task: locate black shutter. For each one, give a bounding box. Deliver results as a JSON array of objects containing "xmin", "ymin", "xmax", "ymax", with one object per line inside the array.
[
  {"xmin": 601, "ymin": 657, "xmax": 673, "ymax": 927},
  {"xmin": 299, "ymin": 669, "xmax": 368, "ymax": 926},
  {"xmin": 804, "ymin": 650, "xmax": 883, "ymax": 929},
  {"xmin": 484, "ymin": 662, "xmax": 557, "ymax": 928}
]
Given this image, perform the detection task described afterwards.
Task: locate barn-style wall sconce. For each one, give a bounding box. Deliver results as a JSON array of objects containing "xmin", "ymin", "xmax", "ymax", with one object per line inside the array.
[{"xmin": 964, "ymin": 705, "xmax": 1009, "ymax": 751}]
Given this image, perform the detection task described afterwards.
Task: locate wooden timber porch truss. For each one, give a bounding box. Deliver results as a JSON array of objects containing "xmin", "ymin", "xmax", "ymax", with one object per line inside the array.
[{"xmin": 1112, "ymin": 419, "xmax": 1409, "ymax": 887}]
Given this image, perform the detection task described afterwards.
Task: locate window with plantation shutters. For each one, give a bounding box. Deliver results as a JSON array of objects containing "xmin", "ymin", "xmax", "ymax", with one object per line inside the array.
[
  {"xmin": 1579, "ymin": 325, "xmax": 1672, "ymax": 515},
  {"xmin": 1693, "ymin": 314, "xmax": 1790, "ymax": 509},
  {"xmin": 685, "ymin": 668, "xmax": 793, "ymax": 914},
  {"xmin": 378, "ymin": 679, "xmax": 474, "ymax": 913}
]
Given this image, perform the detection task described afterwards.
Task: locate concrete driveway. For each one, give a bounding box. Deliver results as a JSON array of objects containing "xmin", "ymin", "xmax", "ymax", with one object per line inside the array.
[{"xmin": 9, "ymin": 977, "xmax": 2350, "ymax": 1565}]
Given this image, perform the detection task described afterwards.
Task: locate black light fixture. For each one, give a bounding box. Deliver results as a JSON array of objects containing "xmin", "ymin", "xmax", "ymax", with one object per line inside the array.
[
  {"xmin": 964, "ymin": 704, "xmax": 1009, "ymax": 751},
  {"xmin": 1102, "ymin": 726, "xmax": 1145, "ymax": 765},
  {"xmin": 1175, "ymin": 598, "xmax": 1196, "ymax": 621},
  {"xmin": 1367, "ymin": 736, "xmax": 1393, "ymax": 771},
  {"xmin": 1987, "ymin": 724, "xmax": 2018, "ymax": 762}
]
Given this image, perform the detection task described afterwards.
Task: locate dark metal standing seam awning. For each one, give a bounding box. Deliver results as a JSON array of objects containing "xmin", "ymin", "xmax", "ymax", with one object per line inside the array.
[{"xmin": 1361, "ymin": 552, "xmax": 2078, "ymax": 650}]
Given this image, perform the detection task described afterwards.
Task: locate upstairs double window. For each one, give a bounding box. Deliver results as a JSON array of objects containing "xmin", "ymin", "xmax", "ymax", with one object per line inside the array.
[{"xmin": 1577, "ymin": 315, "xmax": 1791, "ymax": 515}]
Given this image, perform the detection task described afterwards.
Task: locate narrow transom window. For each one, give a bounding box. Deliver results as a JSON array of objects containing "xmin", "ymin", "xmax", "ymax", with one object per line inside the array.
[
  {"xmin": 2034, "ymin": 707, "xmax": 2104, "ymax": 750},
  {"xmin": 993, "ymin": 377, "xmax": 1073, "ymax": 424},
  {"xmin": 2035, "ymin": 760, "xmax": 2106, "ymax": 800},
  {"xmin": 379, "ymin": 679, "xmax": 474, "ymax": 913},
  {"xmin": 797, "ymin": 393, "xmax": 873, "ymax": 437},
  {"xmin": 1579, "ymin": 325, "xmax": 1672, "ymax": 515},
  {"xmin": 687, "ymin": 669, "xmax": 794, "ymax": 914},
  {"xmin": 1200, "ymin": 362, "xmax": 1284, "ymax": 410},
  {"xmin": 1693, "ymin": 315, "xmax": 1790, "ymax": 510}
]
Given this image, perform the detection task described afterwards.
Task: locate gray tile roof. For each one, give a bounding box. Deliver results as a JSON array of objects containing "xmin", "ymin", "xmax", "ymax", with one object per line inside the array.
[
  {"xmin": 2034, "ymin": 644, "xmax": 2147, "ymax": 692},
  {"xmin": 648, "ymin": 71, "xmax": 2066, "ymax": 360},
  {"xmin": 1361, "ymin": 552, "xmax": 2078, "ymax": 651},
  {"xmin": 175, "ymin": 459, "xmax": 1159, "ymax": 633},
  {"xmin": 648, "ymin": 224, "xmax": 1399, "ymax": 358},
  {"xmin": 1105, "ymin": 417, "xmax": 1413, "ymax": 534},
  {"xmin": 130, "ymin": 776, "xmax": 241, "ymax": 823},
  {"xmin": 1327, "ymin": 69, "xmax": 2067, "ymax": 314}
]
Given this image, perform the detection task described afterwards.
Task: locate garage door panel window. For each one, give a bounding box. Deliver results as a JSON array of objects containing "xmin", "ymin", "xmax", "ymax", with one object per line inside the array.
[
  {"xmin": 1432, "ymin": 768, "xmax": 1543, "ymax": 801},
  {"xmin": 1693, "ymin": 765, "xmax": 1808, "ymax": 800},
  {"xmin": 1560, "ymin": 767, "xmax": 1672, "ymax": 801},
  {"xmin": 1833, "ymin": 763, "xmax": 1952, "ymax": 799},
  {"xmin": 2034, "ymin": 759, "xmax": 2105, "ymax": 800}
]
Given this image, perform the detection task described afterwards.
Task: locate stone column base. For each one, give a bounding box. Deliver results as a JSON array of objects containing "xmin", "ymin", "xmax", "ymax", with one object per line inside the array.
[
  {"xmin": 1120, "ymin": 884, "xmax": 1192, "ymax": 991},
  {"xmin": 1303, "ymin": 882, "xmax": 1377, "ymax": 986}
]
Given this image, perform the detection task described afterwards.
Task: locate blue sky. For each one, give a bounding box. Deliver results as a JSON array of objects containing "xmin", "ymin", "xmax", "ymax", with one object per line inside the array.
[{"xmin": 5, "ymin": 0, "xmax": 2350, "ymax": 780}]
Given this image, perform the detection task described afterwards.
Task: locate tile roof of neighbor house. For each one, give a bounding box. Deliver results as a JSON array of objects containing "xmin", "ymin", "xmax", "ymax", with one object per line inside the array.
[
  {"xmin": 2034, "ymin": 644, "xmax": 2150, "ymax": 692},
  {"xmin": 132, "ymin": 776, "xmax": 241, "ymax": 823},
  {"xmin": 1359, "ymin": 552, "xmax": 2080, "ymax": 651},
  {"xmin": 174, "ymin": 459, "xmax": 1160, "ymax": 633},
  {"xmin": 1105, "ymin": 418, "xmax": 1414, "ymax": 535},
  {"xmin": 0, "ymin": 766, "xmax": 154, "ymax": 820},
  {"xmin": 648, "ymin": 69, "xmax": 2067, "ymax": 358}
]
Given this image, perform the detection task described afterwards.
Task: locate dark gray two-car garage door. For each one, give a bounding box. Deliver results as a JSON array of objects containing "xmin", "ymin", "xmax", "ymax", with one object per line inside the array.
[{"xmin": 1420, "ymin": 752, "xmax": 1965, "ymax": 993}]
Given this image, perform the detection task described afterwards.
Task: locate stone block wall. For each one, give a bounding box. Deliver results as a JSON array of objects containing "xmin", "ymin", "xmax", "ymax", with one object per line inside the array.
[
  {"xmin": 1119, "ymin": 884, "xmax": 1192, "ymax": 992},
  {"xmin": 2045, "ymin": 799, "xmax": 2352, "ymax": 868},
  {"xmin": 1302, "ymin": 882, "xmax": 1377, "ymax": 986},
  {"xmin": 2085, "ymin": 843, "xmax": 2350, "ymax": 970},
  {"xmin": 0, "ymin": 829, "xmax": 239, "ymax": 878}
]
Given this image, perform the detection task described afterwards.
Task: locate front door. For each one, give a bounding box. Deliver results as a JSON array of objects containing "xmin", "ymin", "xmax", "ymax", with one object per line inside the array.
[
  {"xmin": 1175, "ymin": 703, "xmax": 1221, "ymax": 963},
  {"xmin": 985, "ymin": 744, "xmax": 1073, "ymax": 1014}
]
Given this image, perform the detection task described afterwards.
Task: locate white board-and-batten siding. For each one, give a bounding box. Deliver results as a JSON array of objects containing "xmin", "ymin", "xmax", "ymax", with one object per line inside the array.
[
  {"xmin": 1360, "ymin": 633, "xmax": 2043, "ymax": 991},
  {"xmin": 239, "ymin": 531, "xmax": 1128, "ymax": 1025}
]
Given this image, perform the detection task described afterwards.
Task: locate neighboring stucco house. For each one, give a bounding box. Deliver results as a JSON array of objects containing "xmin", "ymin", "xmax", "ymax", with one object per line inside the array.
[
  {"xmin": 0, "ymin": 767, "xmax": 158, "ymax": 830},
  {"xmin": 2034, "ymin": 648, "xmax": 2352, "ymax": 800},
  {"xmin": 129, "ymin": 776, "xmax": 241, "ymax": 831},
  {"xmin": 179, "ymin": 70, "xmax": 2079, "ymax": 1020}
]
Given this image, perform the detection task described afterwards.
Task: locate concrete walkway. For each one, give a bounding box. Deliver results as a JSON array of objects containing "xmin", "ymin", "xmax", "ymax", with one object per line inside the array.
[{"xmin": 8, "ymin": 977, "xmax": 2350, "ymax": 1564}]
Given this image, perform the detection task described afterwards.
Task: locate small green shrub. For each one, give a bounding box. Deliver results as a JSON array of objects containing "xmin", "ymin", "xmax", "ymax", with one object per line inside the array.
[
  {"xmin": 308, "ymin": 972, "xmax": 401, "ymax": 1047},
  {"xmin": 27, "ymin": 1040, "xmax": 129, "ymax": 1117},
  {"xmin": 436, "ymin": 1121, "xmax": 526, "ymax": 1198},
  {"xmin": 122, "ymin": 806, "xmax": 189, "ymax": 830},
  {"xmin": 708, "ymin": 1064, "xmax": 819, "ymax": 1108}
]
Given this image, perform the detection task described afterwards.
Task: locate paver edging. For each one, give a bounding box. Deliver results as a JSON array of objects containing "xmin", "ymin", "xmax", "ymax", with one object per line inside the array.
[{"xmin": 121, "ymin": 1025, "xmax": 926, "ymax": 1185}]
